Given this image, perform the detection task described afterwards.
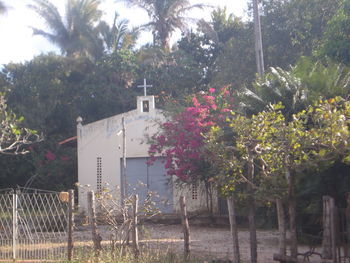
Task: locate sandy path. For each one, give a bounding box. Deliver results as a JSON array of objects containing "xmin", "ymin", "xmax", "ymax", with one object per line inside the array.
[{"xmin": 74, "ymin": 224, "xmax": 323, "ymax": 262}]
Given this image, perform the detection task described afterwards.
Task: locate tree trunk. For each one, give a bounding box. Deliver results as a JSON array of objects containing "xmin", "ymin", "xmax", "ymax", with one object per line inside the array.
[
  {"xmin": 67, "ymin": 189, "xmax": 74, "ymax": 261},
  {"xmin": 322, "ymin": 196, "xmax": 337, "ymax": 261},
  {"xmin": 121, "ymin": 116, "xmax": 126, "ymax": 202},
  {"xmin": 180, "ymin": 196, "xmax": 190, "ymax": 259},
  {"xmin": 87, "ymin": 191, "xmax": 102, "ymax": 259},
  {"xmin": 287, "ymin": 171, "xmax": 298, "ymax": 258},
  {"xmin": 276, "ymin": 198, "xmax": 286, "ymax": 256},
  {"xmin": 132, "ymin": 194, "xmax": 140, "ymax": 258},
  {"xmin": 205, "ymin": 181, "xmax": 214, "ymax": 215},
  {"xmin": 253, "ymin": 0, "xmax": 265, "ymax": 76},
  {"xmin": 248, "ymin": 197, "xmax": 257, "ymax": 263},
  {"xmin": 247, "ymin": 147, "xmax": 257, "ymax": 263},
  {"xmin": 205, "ymin": 182, "xmax": 210, "ymax": 213},
  {"xmin": 227, "ymin": 196, "xmax": 240, "ymax": 263},
  {"xmin": 209, "ymin": 186, "xmax": 213, "ymax": 215},
  {"xmin": 346, "ymin": 193, "xmax": 350, "ymax": 258}
]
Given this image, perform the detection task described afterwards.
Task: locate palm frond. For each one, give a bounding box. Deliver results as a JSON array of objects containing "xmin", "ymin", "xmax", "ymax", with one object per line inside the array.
[
  {"xmin": 197, "ymin": 19, "xmax": 219, "ymax": 43},
  {"xmin": 175, "ymin": 3, "xmax": 210, "ymax": 14},
  {"xmin": 30, "ymin": 27, "xmax": 64, "ymax": 50},
  {"xmin": 28, "ymin": 0, "xmax": 69, "ymax": 43},
  {"xmin": 119, "ymin": 0, "xmax": 207, "ymax": 49},
  {"xmin": 29, "ymin": 0, "xmax": 104, "ymax": 59}
]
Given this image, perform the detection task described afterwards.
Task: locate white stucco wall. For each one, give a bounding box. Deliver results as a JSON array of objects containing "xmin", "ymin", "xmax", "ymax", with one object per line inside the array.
[
  {"xmin": 77, "ymin": 96, "xmax": 163, "ymax": 209},
  {"xmin": 173, "ymin": 180, "xmax": 219, "ymax": 214},
  {"xmin": 77, "ymin": 95, "xmax": 218, "ymax": 214}
]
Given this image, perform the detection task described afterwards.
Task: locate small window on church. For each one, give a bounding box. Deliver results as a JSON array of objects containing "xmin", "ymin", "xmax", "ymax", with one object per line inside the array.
[
  {"xmin": 142, "ymin": 100, "xmax": 149, "ymax": 112},
  {"xmin": 97, "ymin": 157, "xmax": 102, "ymax": 193},
  {"xmin": 192, "ymin": 183, "xmax": 198, "ymax": 200}
]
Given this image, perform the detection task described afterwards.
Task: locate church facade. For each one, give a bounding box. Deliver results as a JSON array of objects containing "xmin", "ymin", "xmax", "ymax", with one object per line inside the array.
[{"xmin": 77, "ymin": 95, "xmax": 218, "ymax": 213}]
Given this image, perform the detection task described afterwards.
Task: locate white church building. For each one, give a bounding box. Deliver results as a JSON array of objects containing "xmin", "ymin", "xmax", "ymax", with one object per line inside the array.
[{"xmin": 77, "ymin": 90, "xmax": 219, "ymax": 214}]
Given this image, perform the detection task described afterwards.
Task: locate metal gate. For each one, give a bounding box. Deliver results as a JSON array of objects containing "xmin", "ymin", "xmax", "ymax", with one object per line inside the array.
[
  {"xmin": 0, "ymin": 188, "xmax": 69, "ymax": 261},
  {"xmin": 122, "ymin": 157, "xmax": 173, "ymax": 213}
]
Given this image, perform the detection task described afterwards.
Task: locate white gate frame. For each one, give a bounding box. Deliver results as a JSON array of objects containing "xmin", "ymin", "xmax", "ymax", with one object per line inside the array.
[
  {"xmin": 0, "ymin": 188, "xmax": 73, "ymax": 261},
  {"xmin": 12, "ymin": 192, "xmax": 18, "ymax": 260}
]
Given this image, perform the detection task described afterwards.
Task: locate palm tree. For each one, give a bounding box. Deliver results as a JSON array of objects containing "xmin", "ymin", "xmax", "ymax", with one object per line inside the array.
[
  {"xmin": 120, "ymin": 0, "xmax": 206, "ymax": 50},
  {"xmin": 240, "ymin": 57, "xmax": 350, "ymax": 119},
  {"xmin": 29, "ymin": 0, "xmax": 103, "ymax": 59},
  {"xmin": 97, "ymin": 12, "xmax": 140, "ymax": 53},
  {"xmin": 241, "ymin": 66, "xmax": 307, "ymax": 119}
]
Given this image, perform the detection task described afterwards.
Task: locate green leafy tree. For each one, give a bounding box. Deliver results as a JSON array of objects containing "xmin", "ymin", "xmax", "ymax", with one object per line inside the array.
[
  {"xmin": 0, "ymin": 52, "xmax": 139, "ymax": 190},
  {"xmin": 0, "ymin": 94, "xmax": 41, "ymax": 155},
  {"xmin": 177, "ymin": 8, "xmax": 256, "ymax": 88},
  {"xmin": 1, "ymin": 53, "xmax": 139, "ymax": 135},
  {"xmin": 205, "ymin": 8, "xmax": 256, "ymax": 88},
  {"xmin": 208, "ymin": 97, "xmax": 350, "ymax": 258},
  {"xmin": 254, "ymin": 98, "xmax": 350, "ymax": 257},
  {"xmin": 133, "ymin": 44, "xmax": 204, "ymax": 104},
  {"xmin": 319, "ymin": 0, "xmax": 350, "ymax": 65},
  {"xmin": 207, "ymin": 106, "xmax": 293, "ymax": 260},
  {"xmin": 260, "ymin": 0, "xmax": 343, "ymax": 68}
]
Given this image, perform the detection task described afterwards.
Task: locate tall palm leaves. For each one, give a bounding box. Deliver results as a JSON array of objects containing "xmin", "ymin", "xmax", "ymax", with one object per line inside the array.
[
  {"xmin": 29, "ymin": 0, "xmax": 103, "ymax": 59},
  {"xmin": 241, "ymin": 67, "xmax": 306, "ymax": 119},
  {"xmin": 120, "ymin": 0, "xmax": 206, "ymax": 50},
  {"xmin": 293, "ymin": 57, "xmax": 350, "ymax": 101},
  {"xmin": 241, "ymin": 57, "xmax": 350, "ymax": 119},
  {"xmin": 97, "ymin": 12, "xmax": 139, "ymax": 53}
]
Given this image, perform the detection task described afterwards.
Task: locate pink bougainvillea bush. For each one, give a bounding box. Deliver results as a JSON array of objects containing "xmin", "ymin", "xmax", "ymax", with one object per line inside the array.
[{"xmin": 148, "ymin": 87, "xmax": 235, "ymax": 182}]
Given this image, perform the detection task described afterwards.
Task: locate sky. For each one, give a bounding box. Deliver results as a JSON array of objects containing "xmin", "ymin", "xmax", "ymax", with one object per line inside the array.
[{"xmin": 0, "ymin": 0, "xmax": 249, "ymax": 65}]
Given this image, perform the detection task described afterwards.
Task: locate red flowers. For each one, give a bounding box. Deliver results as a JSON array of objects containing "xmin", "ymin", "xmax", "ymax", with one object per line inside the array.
[
  {"xmin": 149, "ymin": 87, "xmax": 235, "ymax": 181},
  {"xmin": 45, "ymin": 151, "xmax": 56, "ymax": 161}
]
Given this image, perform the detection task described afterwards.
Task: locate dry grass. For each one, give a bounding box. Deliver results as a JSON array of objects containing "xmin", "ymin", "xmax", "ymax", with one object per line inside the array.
[{"xmin": 63, "ymin": 247, "xmax": 206, "ymax": 263}]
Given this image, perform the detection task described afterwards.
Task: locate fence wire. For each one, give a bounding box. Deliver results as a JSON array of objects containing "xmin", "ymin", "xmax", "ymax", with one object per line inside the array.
[{"xmin": 0, "ymin": 189, "xmax": 69, "ymax": 261}]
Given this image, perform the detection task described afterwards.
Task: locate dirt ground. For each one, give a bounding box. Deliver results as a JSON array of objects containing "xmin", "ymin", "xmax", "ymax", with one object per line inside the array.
[{"xmin": 74, "ymin": 224, "xmax": 323, "ymax": 263}]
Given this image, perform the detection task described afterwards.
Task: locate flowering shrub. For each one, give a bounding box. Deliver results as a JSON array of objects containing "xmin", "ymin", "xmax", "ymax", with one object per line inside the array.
[
  {"xmin": 45, "ymin": 150, "xmax": 56, "ymax": 161},
  {"xmin": 148, "ymin": 87, "xmax": 235, "ymax": 181}
]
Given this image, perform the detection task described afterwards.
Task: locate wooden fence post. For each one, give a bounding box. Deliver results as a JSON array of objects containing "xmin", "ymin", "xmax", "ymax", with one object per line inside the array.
[
  {"xmin": 227, "ymin": 196, "xmax": 240, "ymax": 263},
  {"xmin": 287, "ymin": 172, "xmax": 298, "ymax": 259},
  {"xmin": 247, "ymin": 147, "xmax": 257, "ymax": 263},
  {"xmin": 67, "ymin": 189, "xmax": 74, "ymax": 261},
  {"xmin": 87, "ymin": 191, "xmax": 102, "ymax": 259},
  {"xmin": 180, "ymin": 196, "xmax": 190, "ymax": 259},
  {"xmin": 346, "ymin": 193, "xmax": 350, "ymax": 258},
  {"xmin": 322, "ymin": 196, "xmax": 337, "ymax": 262},
  {"xmin": 276, "ymin": 198, "xmax": 286, "ymax": 256},
  {"xmin": 248, "ymin": 196, "xmax": 257, "ymax": 263},
  {"xmin": 132, "ymin": 194, "xmax": 140, "ymax": 257},
  {"xmin": 331, "ymin": 199, "xmax": 337, "ymax": 263},
  {"xmin": 12, "ymin": 190, "xmax": 18, "ymax": 261}
]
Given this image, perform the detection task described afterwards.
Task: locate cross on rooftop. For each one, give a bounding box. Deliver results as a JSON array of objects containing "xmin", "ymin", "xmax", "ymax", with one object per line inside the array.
[{"xmin": 137, "ymin": 78, "xmax": 153, "ymax": 96}]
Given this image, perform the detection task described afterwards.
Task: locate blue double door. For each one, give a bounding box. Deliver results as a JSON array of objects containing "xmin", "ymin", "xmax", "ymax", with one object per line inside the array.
[{"xmin": 122, "ymin": 157, "xmax": 173, "ymax": 213}]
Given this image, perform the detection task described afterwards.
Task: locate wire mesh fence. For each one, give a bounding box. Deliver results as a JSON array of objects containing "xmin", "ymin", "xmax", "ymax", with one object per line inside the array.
[{"xmin": 0, "ymin": 188, "xmax": 69, "ymax": 261}]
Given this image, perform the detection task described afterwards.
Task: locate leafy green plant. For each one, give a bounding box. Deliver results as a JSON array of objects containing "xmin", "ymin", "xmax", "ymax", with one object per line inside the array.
[{"xmin": 0, "ymin": 94, "xmax": 41, "ymax": 155}]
